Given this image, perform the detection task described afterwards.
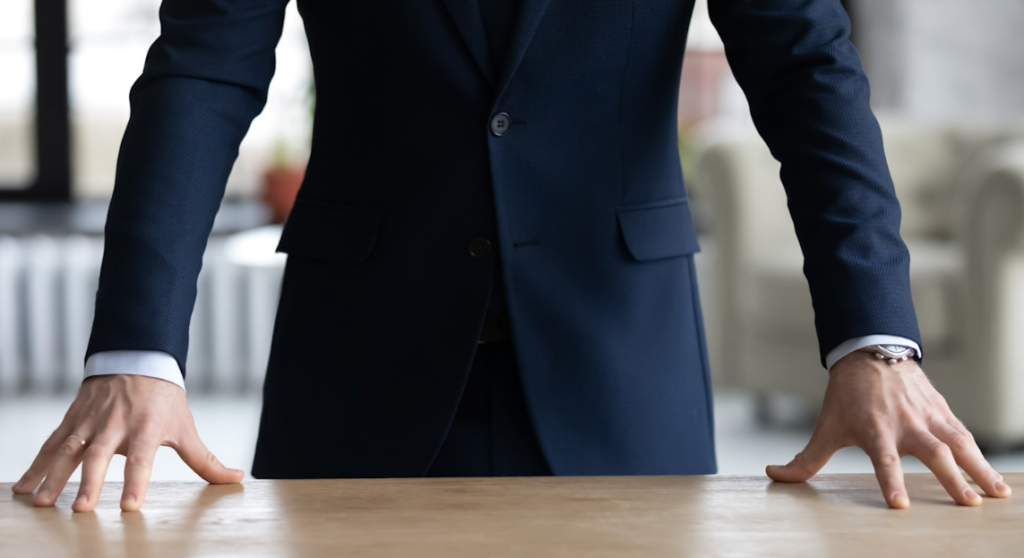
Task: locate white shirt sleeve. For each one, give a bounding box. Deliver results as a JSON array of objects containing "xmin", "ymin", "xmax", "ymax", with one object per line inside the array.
[
  {"xmin": 84, "ymin": 350, "xmax": 186, "ymax": 392},
  {"xmin": 84, "ymin": 338, "xmax": 921, "ymax": 388},
  {"xmin": 825, "ymin": 335, "xmax": 922, "ymax": 371}
]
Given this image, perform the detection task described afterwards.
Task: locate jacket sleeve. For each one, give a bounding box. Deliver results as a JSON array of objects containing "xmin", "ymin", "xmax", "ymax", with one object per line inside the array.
[
  {"xmin": 86, "ymin": 0, "xmax": 291, "ymax": 377},
  {"xmin": 708, "ymin": 0, "xmax": 923, "ymax": 367}
]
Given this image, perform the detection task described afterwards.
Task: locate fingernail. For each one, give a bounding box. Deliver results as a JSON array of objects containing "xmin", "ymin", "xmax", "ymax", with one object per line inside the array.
[
  {"xmin": 891, "ymin": 493, "xmax": 909, "ymax": 508},
  {"xmin": 75, "ymin": 494, "xmax": 88, "ymax": 505},
  {"xmin": 963, "ymin": 487, "xmax": 982, "ymax": 502},
  {"xmin": 995, "ymin": 481, "xmax": 1010, "ymax": 495},
  {"xmin": 36, "ymin": 489, "xmax": 50, "ymax": 502}
]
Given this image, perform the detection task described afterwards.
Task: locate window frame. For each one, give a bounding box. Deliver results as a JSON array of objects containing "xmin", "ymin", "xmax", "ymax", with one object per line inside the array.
[
  {"xmin": 0, "ymin": 0, "xmax": 70, "ymax": 202},
  {"xmin": 1, "ymin": 0, "xmax": 860, "ymax": 203}
]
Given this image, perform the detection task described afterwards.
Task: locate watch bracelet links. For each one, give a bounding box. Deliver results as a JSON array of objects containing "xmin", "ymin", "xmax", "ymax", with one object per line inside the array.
[{"xmin": 859, "ymin": 344, "xmax": 918, "ymax": 365}]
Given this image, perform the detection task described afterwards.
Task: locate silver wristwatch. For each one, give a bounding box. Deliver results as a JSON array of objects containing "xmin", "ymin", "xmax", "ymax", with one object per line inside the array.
[{"xmin": 859, "ymin": 344, "xmax": 917, "ymax": 365}]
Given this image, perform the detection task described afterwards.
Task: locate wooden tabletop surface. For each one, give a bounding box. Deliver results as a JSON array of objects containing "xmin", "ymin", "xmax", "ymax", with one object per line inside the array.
[{"xmin": 1, "ymin": 474, "xmax": 1021, "ymax": 557}]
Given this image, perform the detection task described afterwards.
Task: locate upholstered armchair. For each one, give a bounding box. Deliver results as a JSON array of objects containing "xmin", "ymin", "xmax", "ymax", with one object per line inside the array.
[{"xmin": 694, "ymin": 117, "xmax": 1024, "ymax": 446}]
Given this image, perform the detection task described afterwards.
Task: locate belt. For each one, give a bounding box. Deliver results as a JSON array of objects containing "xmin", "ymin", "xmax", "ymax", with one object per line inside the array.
[{"xmin": 478, "ymin": 312, "xmax": 512, "ymax": 344}]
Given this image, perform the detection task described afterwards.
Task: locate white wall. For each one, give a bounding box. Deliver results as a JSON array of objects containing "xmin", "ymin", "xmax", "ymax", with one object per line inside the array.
[
  {"xmin": 0, "ymin": 0, "xmax": 313, "ymax": 199},
  {"xmin": 856, "ymin": 0, "xmax": 1024, "ymax": 121}
]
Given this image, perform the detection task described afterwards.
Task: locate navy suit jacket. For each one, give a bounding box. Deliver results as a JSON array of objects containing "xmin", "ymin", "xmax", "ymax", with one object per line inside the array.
[{"xmin": 88, "ymin": 0, "xmax": 921, "ymax": 477}]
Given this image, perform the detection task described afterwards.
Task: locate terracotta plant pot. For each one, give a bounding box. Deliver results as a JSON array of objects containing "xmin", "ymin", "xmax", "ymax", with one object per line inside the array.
[
  {"xmin": 262, "ymin": 165, "xmax": 306, "ymax": 223},
  {"xmin": 677, "ymin": 49, "xmax": 730, "ymax": 129}
]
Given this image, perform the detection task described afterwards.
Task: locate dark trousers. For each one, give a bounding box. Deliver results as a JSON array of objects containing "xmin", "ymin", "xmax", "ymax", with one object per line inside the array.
[{"xmin": 425, "ymin": 340, "xmax": 552, "ymax": 477}]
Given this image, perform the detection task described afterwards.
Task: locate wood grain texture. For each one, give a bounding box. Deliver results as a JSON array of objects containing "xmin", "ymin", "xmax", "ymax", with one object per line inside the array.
[{"xmin": 1, "ymin": 474, "xmax": 1021, "ymax": 558}]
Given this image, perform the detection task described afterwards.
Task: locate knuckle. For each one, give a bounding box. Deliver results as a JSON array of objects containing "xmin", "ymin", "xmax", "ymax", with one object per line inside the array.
[
  {"xmin": 135, "ymin": 416, "xmax": 161, "ymax": 434},
  {"xmin": 41, "ymin": 435, "xmax": 62, "ymax": 452},
  {"xmin": 125, "ymin": 453, "xmax": 152, "ymax": 469},
  {"xmin": 922, "ymin": 440, "xmax": 951, "ymax": 461},
  {"xmin": 80, "ymin": 409, "xmax": 101, "ymax": 425},
  {"xmin": 858, "ymin": 418, "xmax": 890, "ymax": 447},
  {"xmin": 58, "ymin": 440, "xmax": 84, "ymax": 456},
  {"xmin": 135, "ymin": 422, "xmax": 166, "ymax": 443},
  {"xmin": 863, "ymin": 415, "xmax": 888, "ymax": 437},
  {"xmin": 950, "ymin": 432, "xmax": 973, "ymax": 452},
  {"xmin": 875, "ymin": 453, "xmax": 900, "ymax": 468},
  {"xmin": 84, "ymin": 439, "xmax": 116, "ymax": 459},
  {"xmin": 895, "ymin": 406, "xmax": 918, "ymax": 425}
]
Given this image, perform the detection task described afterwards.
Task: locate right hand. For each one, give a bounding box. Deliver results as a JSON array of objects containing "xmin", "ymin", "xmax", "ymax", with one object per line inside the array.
[{"xmin": 11, "ymin": 374, "xmax": 244, "ymax": 512}]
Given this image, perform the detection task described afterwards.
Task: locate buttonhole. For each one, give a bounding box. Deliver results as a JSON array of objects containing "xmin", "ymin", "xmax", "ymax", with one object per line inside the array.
[{"xmin": 513, "ymin": 240, "xmax": 541, "ymax": 249}]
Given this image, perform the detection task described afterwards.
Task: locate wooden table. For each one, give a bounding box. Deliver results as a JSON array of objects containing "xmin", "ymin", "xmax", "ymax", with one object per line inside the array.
[{"xmin": 2, "ymin": 475, "xmax": 1021, "ymax": 557}]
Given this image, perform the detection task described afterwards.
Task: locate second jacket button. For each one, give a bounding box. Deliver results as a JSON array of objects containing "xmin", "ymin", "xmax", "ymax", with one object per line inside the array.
[{"xmin": 468, "ymin": 237, "xmax": 493, "ymax": 259}]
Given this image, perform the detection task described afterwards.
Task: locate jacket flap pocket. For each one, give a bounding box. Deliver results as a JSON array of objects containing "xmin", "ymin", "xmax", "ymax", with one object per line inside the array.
[
  {"xmin": 616, "ymin": 198, "xmax": 701, "ymax": 261},
  {"xmin": 276, "ymin": 199, "xmax": 383, "ymax": 262}
]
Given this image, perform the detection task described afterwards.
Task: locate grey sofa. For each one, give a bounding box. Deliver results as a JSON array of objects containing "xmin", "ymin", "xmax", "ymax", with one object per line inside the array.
[{"xmin": 694, "ymin": 116, "xmax": 1024, "ymax": 446}]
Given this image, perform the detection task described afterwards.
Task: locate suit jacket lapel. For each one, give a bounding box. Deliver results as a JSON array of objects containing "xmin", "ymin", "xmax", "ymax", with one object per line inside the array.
[
  {"xmin": 494, "ymin": 0, "xmax": 552, "ymax": 101},
  {"xmin": 438, "ymin": 0, "xmax": 496, "ymax": 87}
]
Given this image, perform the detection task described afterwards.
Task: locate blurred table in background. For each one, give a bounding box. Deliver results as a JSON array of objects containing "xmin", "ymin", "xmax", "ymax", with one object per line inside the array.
[{"xmin": 2, "ymin": 474, "xmax": 1020, "ymax": 558}]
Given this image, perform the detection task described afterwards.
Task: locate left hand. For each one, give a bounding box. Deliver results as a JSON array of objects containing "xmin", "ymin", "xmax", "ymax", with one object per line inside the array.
[{"xmin": 766, "ymin": 350, "xmax": 1012, "ymax": 508}]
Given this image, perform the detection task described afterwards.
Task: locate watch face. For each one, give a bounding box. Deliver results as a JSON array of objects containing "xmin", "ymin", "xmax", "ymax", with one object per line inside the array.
[{"xmin": 876, "ymin": 345, "xmax": 916, "ymax": 360}]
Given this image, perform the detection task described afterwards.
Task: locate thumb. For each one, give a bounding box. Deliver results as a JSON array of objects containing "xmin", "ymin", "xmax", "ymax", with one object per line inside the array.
[
  {"xmin": 173, "ymin": 424, "xmax": 245, "ymax": 484},
  {"xmin": 766, "ymin": 430, "xmax": 836, "ymax": 483}
]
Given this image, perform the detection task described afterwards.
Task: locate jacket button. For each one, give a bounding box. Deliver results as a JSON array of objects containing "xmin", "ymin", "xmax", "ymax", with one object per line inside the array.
[
  {"xmin": 490, "ymin": 112, "xmax": 511, "ymax": 137},
  {"xmin": 468, "ymin": 237, "xmax": 493, "ymax": 259}
]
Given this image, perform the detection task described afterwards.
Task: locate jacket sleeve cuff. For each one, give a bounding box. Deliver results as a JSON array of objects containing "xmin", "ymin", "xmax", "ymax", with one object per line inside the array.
[
  {"xmin": 84, "ymin": 350, "xmax": 186, "ymax": 392},
  {"xmin": 825, "ymin": 335, "xmax": 922, "ymax": 371}
]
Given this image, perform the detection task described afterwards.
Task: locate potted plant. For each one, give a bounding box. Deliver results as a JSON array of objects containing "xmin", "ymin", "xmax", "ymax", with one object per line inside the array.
[{"xmin": 260, "ymin": 80, "xmax": 315, "ymax": 223}]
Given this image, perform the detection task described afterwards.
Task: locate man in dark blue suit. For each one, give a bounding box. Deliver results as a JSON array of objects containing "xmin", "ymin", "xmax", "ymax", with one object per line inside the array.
[{"xmin": 14, "ymin": 0, "xmax": 1011, "ymax": 512}]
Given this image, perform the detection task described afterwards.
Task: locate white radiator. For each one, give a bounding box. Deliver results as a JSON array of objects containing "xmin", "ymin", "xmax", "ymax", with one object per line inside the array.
[{"xmin": 0, "ymin": 230, "xmax": 285, "ymax": 394}]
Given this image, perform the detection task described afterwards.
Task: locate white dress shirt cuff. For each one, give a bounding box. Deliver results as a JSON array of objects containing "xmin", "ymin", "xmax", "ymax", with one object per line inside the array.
[
  {"xmin": 825, "ymin": 335, "xmax": 922, "ymax": 371},
  {"xmin": 84, "ymin": 350, "xmax": 186, "ymax": 392}
]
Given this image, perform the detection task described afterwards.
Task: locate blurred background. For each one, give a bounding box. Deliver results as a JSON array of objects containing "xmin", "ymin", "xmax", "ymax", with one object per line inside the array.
[{"xmin": 2, "ymin": 0, "xmax": 1024, "ymax": 482}]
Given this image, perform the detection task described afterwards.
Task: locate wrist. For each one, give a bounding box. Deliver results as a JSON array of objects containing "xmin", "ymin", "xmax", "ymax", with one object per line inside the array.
[
  {"xmin": 830, "ymin": 349, "xmax": 921, "ymax": 378},
  {"xmin": 857, "ymin": 344, "xmax": 917, "ymax": 365}
]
